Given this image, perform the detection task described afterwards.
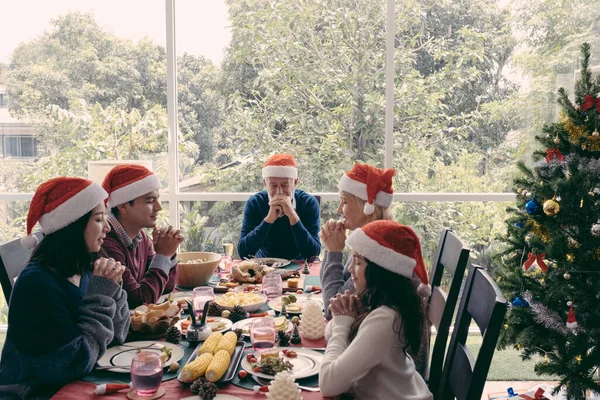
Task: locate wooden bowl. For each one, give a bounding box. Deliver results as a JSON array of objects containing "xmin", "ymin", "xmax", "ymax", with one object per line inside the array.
[{"xmin": 176, "ymin": 252, "xmax": 222, "ymax": 288}]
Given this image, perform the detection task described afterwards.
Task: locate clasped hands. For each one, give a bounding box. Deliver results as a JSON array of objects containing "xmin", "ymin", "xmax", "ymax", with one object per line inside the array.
[
  {"xmin": 152, "ymin": 225, "xmax": 185, "ymax": 258},
  {"xmin": 265, "ymin": 195, "xmax": 299, "ymax": 224},
  {"xmin": 319, "ymin": 219, "xmax": 347, "ymax": 252},
  {"xmin": 93, "ymin": 257, "xmax": 126, "ymax": 283},
  {"xmin": 330, "ymin": 290, "xmax": 361, "ymax": 319}
]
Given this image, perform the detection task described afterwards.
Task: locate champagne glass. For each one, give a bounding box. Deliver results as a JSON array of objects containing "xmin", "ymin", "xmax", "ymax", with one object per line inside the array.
[
  {"xmin": 192, "ymin": 286, "xmax": 215, "ymax": 320},
  {"xmin": 130, "ymin": 351, "xmax": 162, "ymax": 396},
  {"xmin": 250, "ymin": 317, "xmax": 276, "ymax": 352}
]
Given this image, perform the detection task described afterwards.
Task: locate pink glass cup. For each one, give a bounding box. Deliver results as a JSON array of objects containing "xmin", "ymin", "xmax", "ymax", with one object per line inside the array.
[
  {"xmin": 192, "ymin": 286, "xmax": 215, "ymax": 319},
  {"xmin": 130, "ymin": 351, "xmax": 163, "ymax": 396},
  {"xmin": 250, "ymin": 317, "xmax": 277, "ymax": 352},
  {"xmin": 262, "ymin": 273, "xmax": 283, "ymax": 300}
]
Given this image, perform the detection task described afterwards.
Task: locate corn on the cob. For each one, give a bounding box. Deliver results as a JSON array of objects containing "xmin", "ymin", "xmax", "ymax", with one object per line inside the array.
[
  {"xmin": 217, "ymin": 331, "xmax": 237, "ymax": 355},
  {"xmin": 198, "ymin": 331, "xmax": 223, "ymax": 355},
  {"xmin": 179, "ymin": 353, "xmax": 213, "ymax": 383},
  {"xmin": 205, "ymin": 349, "xmax": 231, "ymax": 382}
]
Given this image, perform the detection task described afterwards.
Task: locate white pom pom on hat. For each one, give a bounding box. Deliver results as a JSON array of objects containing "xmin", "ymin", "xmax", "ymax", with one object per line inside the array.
[{"xmin": 20, "ymin": 233, "xmax": 40, "ymax": 250}]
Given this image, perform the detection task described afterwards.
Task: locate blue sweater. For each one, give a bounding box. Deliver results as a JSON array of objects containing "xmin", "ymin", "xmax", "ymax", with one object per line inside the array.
[
  {"xmin": 238, "ymin": 189, "xmax": 321, "ymax": 260},
  {"xmin": 0, "ymin": 263, "xmax": 130, "ymax": 399}
]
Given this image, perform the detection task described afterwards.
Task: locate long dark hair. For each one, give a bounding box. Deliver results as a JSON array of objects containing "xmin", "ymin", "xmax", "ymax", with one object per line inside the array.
[
  {"xmin": 29, "ymin": 210, "xmax": 98, "ymax": 278},
  {"xmin": 349, "ymin": 258, "xmax": 426, "ymax": 355}
]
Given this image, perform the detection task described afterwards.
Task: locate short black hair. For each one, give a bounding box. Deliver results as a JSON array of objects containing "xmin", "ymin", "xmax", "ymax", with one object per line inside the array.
[
  {"xmin": 111, "ymin": 199, "xmax": 135, "ymax": 217},
  {"xmin": 29, "ymin": 210, "xmax": 97, "ymax": 278}
]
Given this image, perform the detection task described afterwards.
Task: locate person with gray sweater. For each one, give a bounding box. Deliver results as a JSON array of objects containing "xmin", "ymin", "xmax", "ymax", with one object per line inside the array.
[{"xmin": 0, "ymin": 177, "xmax": 130, "ymax": 400}]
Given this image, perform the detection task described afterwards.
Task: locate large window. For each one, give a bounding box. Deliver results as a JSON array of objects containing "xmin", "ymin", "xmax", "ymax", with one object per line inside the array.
[
  {"xmin": 3, "ymin": 136, "xmax": 36, "ymax": 158},
  {"xmin": 2, "ymin": 0, "xmax": 600, "ymax": 321}
]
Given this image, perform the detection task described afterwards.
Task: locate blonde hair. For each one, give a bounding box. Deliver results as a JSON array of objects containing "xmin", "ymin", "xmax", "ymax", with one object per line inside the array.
[{"xmin": 341, "ymin": 190, "xmax": 394, "ymax": 223}]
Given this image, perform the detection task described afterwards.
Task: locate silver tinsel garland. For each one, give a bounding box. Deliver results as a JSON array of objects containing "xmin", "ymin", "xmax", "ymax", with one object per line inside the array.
[
  {"xmin": 523, "ymin": 293, "xmax": 575, "ymax": 336},
  {"xmin": 578, "ymin": 157, "xmax": 600, "ymax": 175}
]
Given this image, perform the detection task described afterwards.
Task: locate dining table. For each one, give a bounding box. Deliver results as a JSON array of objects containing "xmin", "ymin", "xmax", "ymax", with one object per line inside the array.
[{"xmin": 52, "ymin": 260, "xmax": 332, "ymax": 400}]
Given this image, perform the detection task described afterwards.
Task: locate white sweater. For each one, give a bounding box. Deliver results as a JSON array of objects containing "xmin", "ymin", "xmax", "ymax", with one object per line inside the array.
[{"xmin": 319, "ymin": 306, "xmax": 433, "ymax": 400}]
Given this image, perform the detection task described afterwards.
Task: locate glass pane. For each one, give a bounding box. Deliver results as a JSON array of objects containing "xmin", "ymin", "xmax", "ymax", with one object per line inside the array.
[
  {"xmin": 4, "ymin": 137, "xmax": 18, "ymax": 157},
  {"xmin": 19, "ymin": 137, "xmax": 35, "ymax": 158},
  {"xmin": 392, "ymin": 0, "xmax": 600, "ymax": 193},
  {"xmin": 179, "ymin": 201, "xmax": 244, "ymax": 258},
  {"xmin": 177, "ymin": 0, "xmax": 386, "ymax": 194},
  {"xmin": 0, "ymin": 1, "xmax": 167, "ymax": 190}
]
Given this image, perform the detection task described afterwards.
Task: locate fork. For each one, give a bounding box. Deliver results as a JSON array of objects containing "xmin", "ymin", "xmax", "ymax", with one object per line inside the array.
[{"xmin": 252, "ymin": 375, "xmax": 320, "ymax": 392}]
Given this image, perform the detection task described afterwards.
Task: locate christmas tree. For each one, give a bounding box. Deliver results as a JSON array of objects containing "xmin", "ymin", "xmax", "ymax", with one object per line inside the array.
[{"xmin": 494, "ymin": 43, "xmax": 600, "ymax": 400}]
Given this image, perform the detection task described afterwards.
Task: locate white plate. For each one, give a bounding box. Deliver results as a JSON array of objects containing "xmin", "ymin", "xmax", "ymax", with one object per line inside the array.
[
  {"xmin": 267, "ymin": 294, "xmax": 323, "ymax": 314},
  {"xmin": 251, "ymin": 258, "xmax": 292, "ymax": 268},
  {"xmin": 231, "ymin": 317, "xmax": 293, "ymax": 337},
  {"xmin": 181, "ymin": 396, "xmax": 241, "ymax": 400},
  {"xmin": 241, "ymin": 347, "xmax": 323, "ymax": 380},
  {"xmin": 156, "ymin": 291, "xmax": 193, "ymax": 307},
  {"xmin": 96, "ymin": 341, "xmax": 184, "ymax": 373},
  {"xmin": 215, "ymin": 292, "xmax": 268, "ymax": 312}
]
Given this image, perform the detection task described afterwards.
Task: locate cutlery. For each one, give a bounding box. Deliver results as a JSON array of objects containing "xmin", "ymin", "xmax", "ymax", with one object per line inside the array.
[
  {"xmin": 252, "ymin": 375, "xmax": 320, "ymax": 392},
  {"xmin": 95, "ymin": 365, "xmax": 130, "ymax": 371}
]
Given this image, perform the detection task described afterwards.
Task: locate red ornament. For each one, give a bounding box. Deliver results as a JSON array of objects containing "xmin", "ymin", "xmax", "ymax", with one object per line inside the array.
[
  {"xmin": 545, "ymin": 147, "xmax": 564, "ymax": 163},
  {"xmin": 581, "ymin": 94, "xmax": 600, "ymax": 112},
  {"xmin": 523, "ymin": 253, "xmax": 548, "ymax": 273}
]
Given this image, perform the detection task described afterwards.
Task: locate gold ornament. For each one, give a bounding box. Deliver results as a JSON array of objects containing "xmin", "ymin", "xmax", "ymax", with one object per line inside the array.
[
  {"xmin": 554, "ymin": 137, "xmax": 561, "ymax": 144},
  {"xmin": 566, "ymin": 253, "xmax": 575, "ymax": 262},
  {"xmin": 504, "ymin": 324, "xmax": 509, "ymax": 329},
  {"xmin": 544, "ymin": 354, "xmax": 549, "ymax": 363},
  {"xmin": 564, "ymin": 272, "xmax": 571, "ymax": 280},
  {"xmin": 584, "ymin": 134, "xmax": 600, "ymax": 152},
  {"xmin": 543, "ymin": 199, "xmax": 560, "ymax": 216},
  {"xmin": 530, "ymin": 220, "xmax": 551, "ymax": 242},
  {"xmin": 594, "ymin": 131, "xmax": 600, "ymax": 136},
  {"xmin": 576, "ymin": 355, "xmax": 582, "ymax": 364},
  {"xmin": 560, "ymin": 112, "xmax": 588, "ymax": 143}
]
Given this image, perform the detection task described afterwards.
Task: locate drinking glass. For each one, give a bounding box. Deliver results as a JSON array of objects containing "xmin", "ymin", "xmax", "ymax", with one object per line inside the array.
[
  {"xmin": 222, "ymin": 242, "xmax": 234, "ymax": 273},
  {"xmin": 130, "ymin": 351, "xmax": 163, "ymax": 396},
  {"xmin": 192, "ymin": 286, "xmax": 215, "ymax": 320},
  {"xmin": 262, "ymin": 273, "xmax": 283, "ymax": 300},
  {"xmin": 250, "ymin": 317, "xmax": 276, "ymax": 352}
]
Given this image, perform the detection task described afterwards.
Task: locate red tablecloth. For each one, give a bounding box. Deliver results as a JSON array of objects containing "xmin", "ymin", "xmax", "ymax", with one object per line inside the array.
[{"xmin": 52, "ymin": 262, "xmax": 330, "ymax": 400}]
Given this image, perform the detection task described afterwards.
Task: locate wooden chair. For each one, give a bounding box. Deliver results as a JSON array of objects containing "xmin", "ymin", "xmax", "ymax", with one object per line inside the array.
[
  {"xmin": 0, "ymin": 232, "xmax": 42, "ymax": 303},
  {"xmin": 436, "ymin": 265, "xmax": 508, "ymax": 400},
  {"xmin": 425, "ymin": 229, "xmax": 470, "ymax": 394}
]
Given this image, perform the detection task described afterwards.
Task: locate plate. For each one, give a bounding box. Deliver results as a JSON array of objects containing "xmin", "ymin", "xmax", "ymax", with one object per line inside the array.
[
  {"xmin": 178, "ymin": 341, "xmax": 246, "ymax": 383},
  {"xmin": 251, "ymin": 258, "xmax": 292, "ymax": 268},
  {"xmin": 181, "ymin": 396, "xmax": 241, "ymax": 400},
  {"xmin": 96, "ymin": 341, "xmax": 184, "ymax": 373},
  {"xmin": 241, "ymin": 347, "xmax": 323, "ymax": 380},
  {"xmin": 267, "ymin": 294, "xmax": 323, "ymax": 314},
  {"xmin": 231, "ymin": 317, "xmax": 293, "ymax": 337},
  {"xmin": 215, "ymin": 292, "xmax": 268, "ymax": 312},
  {"xmin": 156, "ymin": 291, "xmax": 193, "ymax": 309},
  {"xmin": 176, "ymin": 316, "xmax": 232, "ymax": 334}
]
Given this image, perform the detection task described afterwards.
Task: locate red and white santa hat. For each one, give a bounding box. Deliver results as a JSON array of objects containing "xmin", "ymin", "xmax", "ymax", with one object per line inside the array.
[
  {"xmin": 566, "ymin": 301, "xmax": 577, "ymax": 329},
  {"xmin": 338, "ymin": 164, "xmax": 395, "ymax": 215},
  {"xmin": 102, "ymin": 164, "xmax": 161, "ymax": 208},
  {"xmin": 346, "ymin": 220, "xmax": 431, "ymax": 297},
  {"xmin": 262, "ymin": 154, "xmax": 298, "ymax": 180},
  {"xmin": 21, "ymin": 177, "xmax": 108, "ymax": 249}
]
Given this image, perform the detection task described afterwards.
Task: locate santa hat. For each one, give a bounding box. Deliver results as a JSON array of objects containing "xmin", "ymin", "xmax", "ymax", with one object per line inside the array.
[
  {"xmin": 338, "ymin": 164, "xmax": 395, "ymax": 215},
  {"xmin": 102, "ymin": 164, "xmax": 161, "ymax": 208},
  {"xmin": 21, "ymin": 177, "xmax": 107, "ymax": 249},
  {"xmin": 566, "ymin": 301, "xmax": 577, "ymax": 329},
  {"xmin": 262, "ymin": 154, "xmax": 298, "ymax": 180},
  {"xmin": 346, "ymin": 220, "xmax": 431, "ymax": 297}
]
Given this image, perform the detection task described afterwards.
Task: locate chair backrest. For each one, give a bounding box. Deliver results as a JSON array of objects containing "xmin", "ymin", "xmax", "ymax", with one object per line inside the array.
[
  {"xmin": 0, "ymin": 232, "xmax": 42, "ymax": 303},
  {"xmin": 426, "ymin": 229, "xmax": 470, "ymax": 394},
  {"xmin": 437, "ymin": 265, "xmax": 507, "ymax": 400}
]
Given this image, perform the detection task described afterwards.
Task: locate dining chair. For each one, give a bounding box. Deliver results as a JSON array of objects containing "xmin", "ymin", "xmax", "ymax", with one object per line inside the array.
[
  {"xmin": 436, "ymin": 264, "xmax": 508, "ymax": 400},
  {"xmin": 425, "ymin": 229, "xmax": 470, "ymax": 394},
  {"xmin": 0, "ymin": 232, "xmax": 42, "ymax": 303}
]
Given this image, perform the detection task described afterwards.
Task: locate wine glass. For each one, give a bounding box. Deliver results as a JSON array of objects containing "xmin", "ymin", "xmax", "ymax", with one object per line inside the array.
[
  {"xmin": 192, "ymin": 286, "xmax": 215, "ymax": 320},
  {"xmin": 262, "ymin": 273, "xmax": 283, "ymax": 300},
  {"xmin": 250, "ymin": 317, "xmax": 276, "ymax": 352},
  {"xmin": 130, "ymin": 351, "xmax": 163, "ymax": 396}
]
